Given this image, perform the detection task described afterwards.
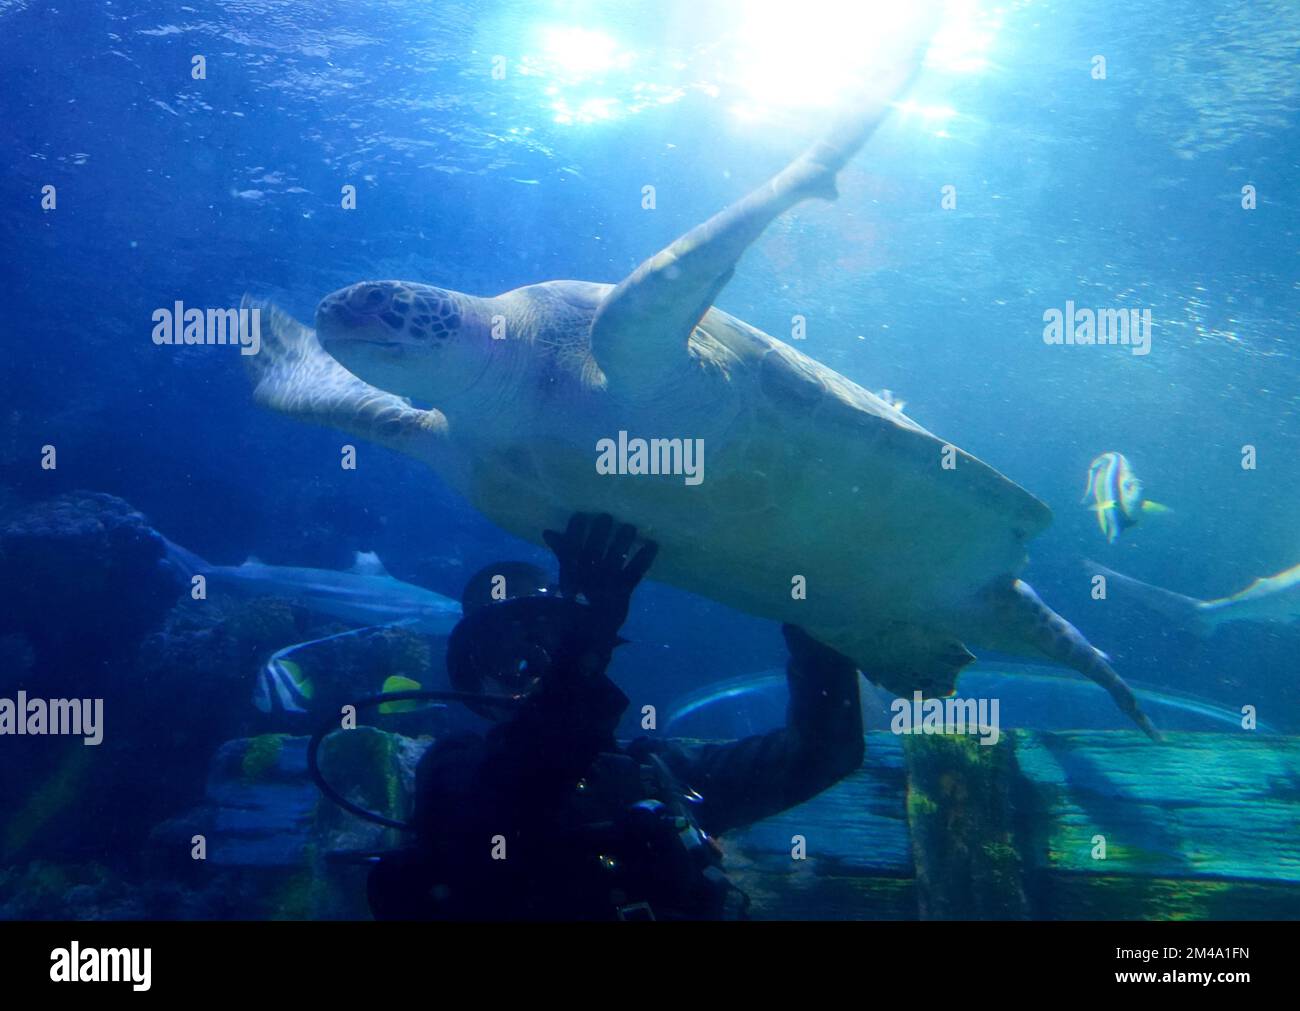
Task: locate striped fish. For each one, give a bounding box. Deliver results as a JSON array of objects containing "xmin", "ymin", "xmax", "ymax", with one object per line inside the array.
[{"xmin": 1082, "ymin": 451, "xmax": 1168, "ymax": 544}]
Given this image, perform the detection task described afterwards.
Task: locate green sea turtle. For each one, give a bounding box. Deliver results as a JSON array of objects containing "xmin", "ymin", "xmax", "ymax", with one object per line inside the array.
[{"xmin": 243, "ymin": 58, "xmax": 1160, "ymax": 740}]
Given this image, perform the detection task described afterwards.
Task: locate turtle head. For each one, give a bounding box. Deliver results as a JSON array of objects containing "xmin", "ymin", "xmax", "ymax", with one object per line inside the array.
[{"xmin": 315, "ymin": 281, "xmax": 490, "ymax": 400}]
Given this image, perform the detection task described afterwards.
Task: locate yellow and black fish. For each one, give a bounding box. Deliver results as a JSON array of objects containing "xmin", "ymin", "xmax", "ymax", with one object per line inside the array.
[{"xmin": 1082, "ymin": 452, "xmax": 1168, "ymax": 544}]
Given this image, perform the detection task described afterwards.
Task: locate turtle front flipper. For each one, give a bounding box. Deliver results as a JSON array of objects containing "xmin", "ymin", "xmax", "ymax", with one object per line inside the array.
[
  {"xmin": 241, "ymin": 296, "xmax": 449, "ymax": 466},
  {"xmin": 590, "ymin": 42, "xmax": 929, "ymax": 391}
]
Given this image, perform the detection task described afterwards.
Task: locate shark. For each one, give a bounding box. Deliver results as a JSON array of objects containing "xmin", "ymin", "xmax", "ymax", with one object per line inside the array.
[
  {"xmin": 1087, "ymin": 559, "xmax": 1300, "ymax": 636},
  {"xmin": 161, "ymin": 538, "xmax": 461, "ymax": 712}
]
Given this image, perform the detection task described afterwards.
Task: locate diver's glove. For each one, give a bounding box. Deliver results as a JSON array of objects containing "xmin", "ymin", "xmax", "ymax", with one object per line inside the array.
[
  {"xmin": 782, "ymin": 624, "xmax": 855, "ymax": 671},
  {"xmin": 542, "ymin": 513, "xmax": 658, "ymax": 648},
  {"xmin": 781, "ymin": 624, "xmax": 862, "ymax": 715}
]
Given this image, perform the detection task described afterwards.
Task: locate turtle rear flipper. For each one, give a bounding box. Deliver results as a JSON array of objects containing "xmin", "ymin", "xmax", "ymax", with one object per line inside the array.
[{"xmin": 979, "ymin": 579, "xmax": 1163, "ymax": 741}]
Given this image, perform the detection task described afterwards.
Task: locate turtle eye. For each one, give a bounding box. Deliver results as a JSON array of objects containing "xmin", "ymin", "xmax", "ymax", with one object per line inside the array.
[{"xmin": 345, "ymin": 282, "xmax": 398, "ymax": 314}]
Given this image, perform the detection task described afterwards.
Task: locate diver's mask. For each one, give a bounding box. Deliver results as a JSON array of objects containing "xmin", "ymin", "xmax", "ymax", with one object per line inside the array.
[
  {"xmin": 308, "ymin": 586, "xmax": 594, "ymax": 831},
  {"xmin": 447, "ymin": 593, "xmax": 601, "ymax": 718},
  {"xmin": 310, "ymin": 562, "xmax": 628, "ymax": 833}
]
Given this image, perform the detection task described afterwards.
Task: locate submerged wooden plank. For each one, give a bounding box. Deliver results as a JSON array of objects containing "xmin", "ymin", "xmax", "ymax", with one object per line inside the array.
[
  {"xmin": 725, "ymin": 733, "xmax": 912, "ymax": 876},
  {"xmin": 731, "ymin": 868, "xmax": 916, "ymax": 920},
  {"xmin": 720, "ymin": 729, "xmax": 1300, "ymax": 919},
  {"xmin": 1042, "ymin": 875, "xmax": 1300, "ymax": 921},
  {"xmin": 1014, "ymin": 731, "xmax": 1300, "ymax": 884}
]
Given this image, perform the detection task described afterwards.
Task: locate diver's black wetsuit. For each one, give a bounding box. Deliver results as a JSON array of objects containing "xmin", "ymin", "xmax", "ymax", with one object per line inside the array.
[
  {"xmin": 368, "ymin": 630, "xmax": 862, "ymax": 922},
  {"xmin": 367, "ymin": 516, "xmax": 864, "ymax": 921}
]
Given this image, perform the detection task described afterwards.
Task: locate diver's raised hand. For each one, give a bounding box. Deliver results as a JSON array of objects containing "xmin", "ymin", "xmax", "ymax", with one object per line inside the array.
[{"xmin": 543, "ymin": 512, "xmax": 658, "ymax": 639}]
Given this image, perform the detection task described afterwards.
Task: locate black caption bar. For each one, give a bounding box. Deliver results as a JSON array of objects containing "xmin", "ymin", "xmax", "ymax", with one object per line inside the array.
[{"xmin": 0, "ymin": 919, "xmax": 1289, "ymax": 997}]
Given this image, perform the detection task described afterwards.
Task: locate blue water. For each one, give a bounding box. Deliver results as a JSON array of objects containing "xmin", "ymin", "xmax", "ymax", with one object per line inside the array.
[{"xmin": 2, "ymin": 0, "xmax": 1298, "ymax": 918}]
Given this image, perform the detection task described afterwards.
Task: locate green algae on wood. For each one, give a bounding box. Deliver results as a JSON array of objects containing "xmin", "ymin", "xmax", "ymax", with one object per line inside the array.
[
  {"xmin": 240, "ymin": 733, "xmax": 290, "ymax": 785},
  {"xmin": 904, "ymin": 731, "xmax": 1029, "ymax": 919},
  {"xmin": 315, "ymin": 726, "xmax": 410, "ymax": 823}
]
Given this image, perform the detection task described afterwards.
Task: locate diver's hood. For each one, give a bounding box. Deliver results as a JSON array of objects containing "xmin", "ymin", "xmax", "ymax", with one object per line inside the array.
[{"xmin": 460, "ymin": 560, "xmax": 553, "ymax": 614}]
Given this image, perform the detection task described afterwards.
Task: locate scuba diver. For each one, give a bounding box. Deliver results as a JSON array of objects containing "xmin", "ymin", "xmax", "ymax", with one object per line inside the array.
[{"xmin": 364, "ymin": 513, "xmax": 865, "ymax": 921}]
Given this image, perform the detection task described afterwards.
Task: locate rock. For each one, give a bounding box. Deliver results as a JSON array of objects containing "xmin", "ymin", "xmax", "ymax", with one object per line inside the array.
[
  {"xmin": 0, "ymin": 493, "xmax": 252, "ymax": 866},
  {"xmin": 0, "ymin": 491, "xmax": 175, "ymax": 682},
  {"xmin": 145, "ymin": 730, "xmax": 432, "ymax": 919}
]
